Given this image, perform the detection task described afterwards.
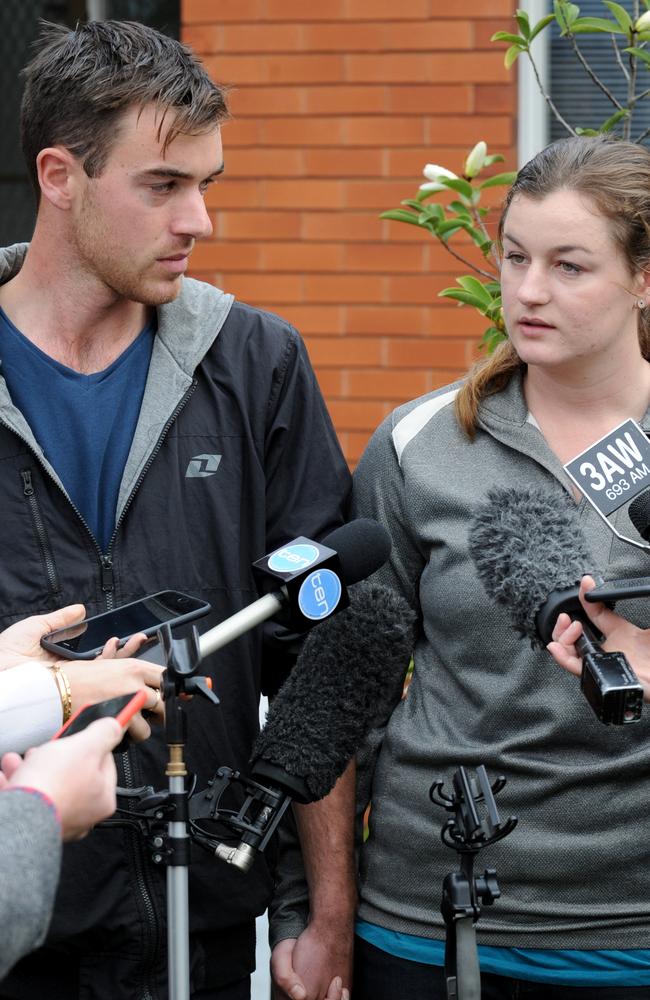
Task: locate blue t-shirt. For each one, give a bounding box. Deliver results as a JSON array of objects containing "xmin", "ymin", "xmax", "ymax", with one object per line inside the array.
[
  {"xmin": 0, "ymin": 308, "xmax": 155, "ymax": 551},
  {"xmin": 356, "ymin": 920, "xmax": 650, "ymax": 987}
]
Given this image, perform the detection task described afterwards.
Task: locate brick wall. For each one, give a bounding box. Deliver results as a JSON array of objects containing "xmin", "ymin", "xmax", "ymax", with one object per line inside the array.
[{"xmin": 182, "ymin": 0, "xmax": 517, "ymax": 464}]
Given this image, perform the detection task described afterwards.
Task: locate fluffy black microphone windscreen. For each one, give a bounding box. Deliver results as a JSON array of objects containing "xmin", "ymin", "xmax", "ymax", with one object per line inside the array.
[
  {"xmin": 251, "ymin": 580, "xmax": 416, "ymax": 802},
  {"xmin": 468, "ymin": 486, "xmax": 595, "ymax": 647},
  {"xmin": 629, "ymin": 488, "xmax": 650, "ymax": 542}
]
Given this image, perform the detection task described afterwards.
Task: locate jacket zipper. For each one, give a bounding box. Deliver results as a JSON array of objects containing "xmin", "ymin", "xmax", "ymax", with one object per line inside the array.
[
  {"xmin": 5, "ymin": 379, "xmax": 198, "ymax": 997},
  {"xmin": 21, "ymin": 469, "xmax": 61, "ymax": 596}
]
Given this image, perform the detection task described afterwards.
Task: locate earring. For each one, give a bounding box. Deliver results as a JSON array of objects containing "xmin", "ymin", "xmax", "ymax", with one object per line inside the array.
[{"xmin": 638, "ymin": 299, "xmax": 647, "ymax": 310}]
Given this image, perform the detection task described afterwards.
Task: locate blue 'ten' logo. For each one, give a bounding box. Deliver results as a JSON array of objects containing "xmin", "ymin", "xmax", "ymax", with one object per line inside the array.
[
  {"xmin": 298, "ymin": 569, "xmax": 342, "ymax": 621},
  {"xmin": 268, "ymin": 543, "xmax": 320, "ymax": 574}
]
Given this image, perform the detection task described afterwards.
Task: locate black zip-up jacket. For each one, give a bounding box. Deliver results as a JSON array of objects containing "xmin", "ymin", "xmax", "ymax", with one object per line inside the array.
[{"xmin": 0, "ymin": 244, "xmax": 351, "ymax": 999}]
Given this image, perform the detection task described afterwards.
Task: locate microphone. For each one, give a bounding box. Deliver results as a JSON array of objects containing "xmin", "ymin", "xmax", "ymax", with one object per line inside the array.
[
  {"xmin": 468, "ymin": 486, "xmax": 643, "ymax": 725},
  {"xmin": 212, "ymin": 581, "xmax": 416, "ymax": 870},
  {"xmin": 629, "ymin": 488, "xmax": 650, "ymax": 542},
  {"xmin": 137, "ymin": 518, "xmax": 392, "ymax": 664}
]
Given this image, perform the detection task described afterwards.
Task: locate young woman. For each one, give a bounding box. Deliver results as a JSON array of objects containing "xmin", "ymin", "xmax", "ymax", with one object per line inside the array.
[{"xmin": 352, "ymin": 135, "xmax": 650, "ymax": 999}]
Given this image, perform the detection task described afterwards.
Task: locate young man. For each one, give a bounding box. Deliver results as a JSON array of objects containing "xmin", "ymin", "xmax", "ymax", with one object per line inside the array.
[{"xmin": 0, "ymin": 20, "xmax": 353, "ymax": 1000}]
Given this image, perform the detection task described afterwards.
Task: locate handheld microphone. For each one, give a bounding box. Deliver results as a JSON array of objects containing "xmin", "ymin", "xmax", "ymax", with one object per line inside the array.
[
  {"xmin": 212, "ymin": 581, "xmax": 416, "ymax": 870},
  {"xmin": 468, "ymin": 486, "xmax": 643, "ymax": 725}
]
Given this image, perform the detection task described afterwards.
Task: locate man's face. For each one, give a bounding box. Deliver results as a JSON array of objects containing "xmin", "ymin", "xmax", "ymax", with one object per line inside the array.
[{"xmin": 69, "ymin": 104, "xmax": 222, "ymax": 306}]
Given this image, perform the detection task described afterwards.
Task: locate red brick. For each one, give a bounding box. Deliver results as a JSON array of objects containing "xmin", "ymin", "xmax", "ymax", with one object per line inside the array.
[
  {"xmin": 229, "ymin": 86, "xmax": 305, "ymax": 117},
  {"xmin": 262, "ymin": 179, "xmax": 346, "ymax": 209},
  {"xmin": 346, "ymin": 52, "xmax": 508, "ymax": 84},
  {"xmin": 189, "ymin": 242, "xmax": 261, "ymax": 271},
  {"xmin": 182, "ymin": 0, "xmax": 263, "ymax": 23},
  {"xmin": 305, "ymin": 86, "xmax": 388, "ymax": 115},
  {"xmin": 274, "ymin": 306, "xmax": 346, "ymax": 335},
  {"xmin": 348, "ymin": 306, "xmax": 430, "ymax": 336},
  {"xmin": 474, "ymin": 84, "xmax": 516, "ymax": 114},
  {"xmin": 475, "ymin": 19, "xmax": 513, "ymax": 48},
  {"xmin": 303, "ymin": 148, "xmax": 384, "ymax": 177},
  {"xmin": 266, "ymin": 0, "xmax": 347, "ymax": 17},
  {"xmin": 387, "ymin": 337, "xmax": 470, "ymax": 368},
  {"xmin": 259, "ymin": 243, "xmax": 343, "ymax": 272},
  {"xmin": 205, "ymin": 54, "xmax": 345, "ymax": 85},
  {"xmin": 344, "ymin": 244, "xmax": 426, "ymax": 273},
  {"xmin": 225, "ymin": 148, "xmax": 306, "ymax": 177},
  {"xmin": 219, "ymin": 23, "xmax": 304, "ymax": 52},
  {"xmin": 206, "ymin": 180, "xmax": 261, "ymax": 209},
  {"xmin": 345, "ymin": 117, "xmax": 426, "ymax": 147},
  {"xmin": 301, "ymin": 20, "xmax": 471, "ymax": 51},
  {"xmin": 218, "ymin": 211, "xmax": 301, "ymax": 240},
  {"xmin": 346, "ymin": 0, "xmax": 430, "ymax": 17},
  {"xmin": 220, "ymin": 273, "xmax": 304, "ymax": 303},
  {"xmin": 388, "ymin": 85, "xmax": 472, "ymax": 115},
  {"xmin": 347, "ymin": 369, "xmax": 431, "ymax": 398},
  {"xmin": 344, "ymin": 178, "xmax": 431, "ymax": 209},
  {"xmin": 347, "ymin": 431, "xmax": 374, "ymax": 463},
  {"xmin": 314, "ymin": 369, "xmax": 344, "ymax": 396},
  {"xmin": 329, "ymin": 400, "xmax": 390, "ymax": 430},
  {"xmin": 306, "ymin": 337, "xmax": 383, "ymax": 366},
  {"xmin": 302, "ymin": 212, "xmax": 384, "ymax": 242},
  {"xmin": 304, "ymin": 275, "xmax": 386, "ymax": 303},
  {"xmin": 259, "ymin": 117, "xmax": 346, "ymax": 146},
  {"xmin": 221, "ymin": 118, "xmax": 263, "ymax": 147},
  {"xmin": 427, "ymin": 115, "xmax": 512, "ymax": 145},
  {"xmin": 388, "ymin": 146, "xmax": 512, "ymax": 178}
]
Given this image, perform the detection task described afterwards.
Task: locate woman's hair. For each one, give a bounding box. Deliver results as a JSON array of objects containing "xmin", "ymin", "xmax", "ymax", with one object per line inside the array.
[{"xmin": 455, "ymin": 135, "xmax": 650, "ymax": 437}]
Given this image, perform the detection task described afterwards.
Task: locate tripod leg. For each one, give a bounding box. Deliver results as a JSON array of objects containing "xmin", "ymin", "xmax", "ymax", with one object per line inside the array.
[
  {"xmin": 454, "ymin": 917, "xmax": 481, "ymax": 1000},
  {"xmin": 167, "ymin": 771, "xmax": 191, "ymax": 1000}
]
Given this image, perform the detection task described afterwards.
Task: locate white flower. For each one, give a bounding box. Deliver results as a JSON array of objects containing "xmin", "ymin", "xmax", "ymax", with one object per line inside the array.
[
  {"xmin": 419, "ymin": 164, "xmax": 458, "ymax": 192},
  {"xmin": 636, "ymin": 10, "xmax": 650, "ymax": 31},
  {"xmin": 464, "ymin": 141, "xmax": 487, "ymax": 179}
]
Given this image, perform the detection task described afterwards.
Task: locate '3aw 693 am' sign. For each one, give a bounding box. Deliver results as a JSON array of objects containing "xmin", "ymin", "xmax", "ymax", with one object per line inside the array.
[{"xmin": 564, "ymin": 418, "xmax": 650, "ymax": 518}]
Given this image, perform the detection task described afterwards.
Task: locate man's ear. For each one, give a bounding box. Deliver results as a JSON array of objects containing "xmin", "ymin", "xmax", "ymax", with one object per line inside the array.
[{"xmin": 35, "ymin": 146, "xmax": 80, "ymax": 210}]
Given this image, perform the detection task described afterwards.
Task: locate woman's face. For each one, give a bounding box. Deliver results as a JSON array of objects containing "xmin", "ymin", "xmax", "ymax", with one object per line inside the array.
[{"xmin": 500, "ymin": 188, "xmax": 648, "ymax": 372}]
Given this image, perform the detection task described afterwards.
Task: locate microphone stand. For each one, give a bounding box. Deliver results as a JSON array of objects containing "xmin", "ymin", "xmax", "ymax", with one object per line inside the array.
[{"xmin": 430, "ymin": 766, "xmax": 517, "ymax": 1000}]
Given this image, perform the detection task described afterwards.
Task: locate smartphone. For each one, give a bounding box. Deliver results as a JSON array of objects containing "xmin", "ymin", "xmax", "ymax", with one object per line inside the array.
[
  {"xmin": 53, "ymin": 690, "xmax": 148, "ymax": 739},
  {"xmin": 40, "ymin": 590, "xmax": 211, "ymax": 659}
]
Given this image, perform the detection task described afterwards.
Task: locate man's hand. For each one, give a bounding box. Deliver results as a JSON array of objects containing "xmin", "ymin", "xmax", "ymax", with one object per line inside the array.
[
  {"xmin": 548, "ymin": 574, "xmax": 650, "ymax": 700},
  {"xmin": 2, "ymin": 715, "xmax": 123, "ymax": 839},
  {"xmin": 271, "ymin": 928, "xmax": 351, "ymax": 1000}
]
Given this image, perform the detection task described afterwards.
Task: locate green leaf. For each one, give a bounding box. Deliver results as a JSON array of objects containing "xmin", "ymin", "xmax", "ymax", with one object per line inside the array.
[
  {"xmin": 401, "ymin": 199, "xmax": 429, "ymax": 211},
  {"xmin": 515, "ymin": 8, "xmax": 531, "ymax": 38},
  {"xmin": 479, "ymin": 170, "xmax": 518, "ymax": 189},
  {"xmin": 439, "ymin": 176, "xmax": 474, "ymax": 199},
  {"xmin": 625, "ymin": 45, "xmax": 650, "ymax": 68},
  {"xmin": 602, "ymin": 1, "xmax": 632, "ymax": 32},
  {"xmin": 570, "ymin": 15, "xmax": 626, "ymax": 33},
  {"xmin": 456, "ymin": 275, "xmax": 494, "ymax": 306},
  {"xmin": 480, "ymin": 326, "xmax": 507, "ymax": 353},
  {"xmin": 574, "ymin": 126, "xmax": 600, "ymax": 135},
  {"xmin": 491, "ymin": 31, "xmax": 528, "ymax": 44},
  {"xmin": 505, "ymin": 44, "xmax": 524, "ymax": 68},
  {"xmin": 418, "ymin": 203, "xmax": 445, "ymax": 222},
  {"xmin": 449, "ymin": 201, "xmax": 472, "ymax": 218},
  {"xmin": 379, "ymin": 209, "xmax": 422, "ymax": 226},
  {"xmin": 597, "ymin": 107, "xmax": 630, "ymax": 131},
  {"xmin": 554, "ymin": 1, "xmax": 580, "ymax": 34},
  {"xmin": 436, "ymin": 221, "xmax": 465, "ymax": 241},
  {"xmin": 439, "ymin": 289, "xmax": 489, "ymax": 310},
  {"xmin": 530, "ymin": 13, "xmax": 556, "ymax": 41},
  {"xmin": 484, "ymin": 154, "xmax": 505, "ymax": 166}
]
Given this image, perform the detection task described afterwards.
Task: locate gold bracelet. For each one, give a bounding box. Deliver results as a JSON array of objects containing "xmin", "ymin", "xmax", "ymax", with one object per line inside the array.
[{"xmin": 49, "ymin": 665, "xmax": 73, "ymax": 724}]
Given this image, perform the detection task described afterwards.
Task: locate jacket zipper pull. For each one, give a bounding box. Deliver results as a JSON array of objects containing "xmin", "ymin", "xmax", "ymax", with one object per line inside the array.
[
  {"xmin": 21, "ymin": 470, "xmax": 34, "ymax": 496},
  {"xmin": 101, "ymin": 556, "xmax": 114, "ymax": 593}
]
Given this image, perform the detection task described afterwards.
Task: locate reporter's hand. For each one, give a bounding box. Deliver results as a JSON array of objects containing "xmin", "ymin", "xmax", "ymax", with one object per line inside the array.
[
  {"xmin": 271, "ymin": 924, "xmax": 351, "ymax": 1000},
  {"xmin": 2, "ymin": 716, "xmax": 123, "ymax": 839},
  {"xmin": 0, "ymin": 604, "xmax": 87, "ymax": 667},
  {"xmin": 62, "ymin": 656, "xmax": 164, "ymax": 742},
  {"xmin": 548, "ymin": 574, "xmax": 650, "ymax": 700}
]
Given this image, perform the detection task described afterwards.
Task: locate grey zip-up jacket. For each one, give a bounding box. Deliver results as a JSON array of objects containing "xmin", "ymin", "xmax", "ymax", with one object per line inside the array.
[
  {"xmin": 352, "ymin": 373, "xmax": 650, "ymax": 951},
  {"xmin": 0, "ymin": 244, "xmax": 350, "ymax": 998}
]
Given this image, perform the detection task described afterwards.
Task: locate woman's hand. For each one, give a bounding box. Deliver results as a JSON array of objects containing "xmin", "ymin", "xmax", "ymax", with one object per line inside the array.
[{"xmin": 547, "ymin": 574, "xmax": 650, "ymax": 700}]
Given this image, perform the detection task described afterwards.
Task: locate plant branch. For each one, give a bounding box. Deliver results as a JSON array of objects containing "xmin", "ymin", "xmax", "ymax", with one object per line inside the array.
[
  {"xmin": 627, "ymin": 47, "xmax": 638, "ymax": 139},
  {"xmin": 567, "ymin": 32, "xmax": 623, "ymax": 108},
  {"xmin": 526, "ymin": 48, "xmax": 578, "ymax": 136},
  {"xmin": 635, "ymin": 125, "xmax": 650, "ymax": 142},
  {"xmin": 436, "ymin": 237, "xmax": 498, "ymax": 281},
  {"xmin": 630, "ymin": 86, "xmax": 650, "ymax": 107},
  {"xmin": 612, "ymin": 32, "xmax": 631, "ymax": 84}
]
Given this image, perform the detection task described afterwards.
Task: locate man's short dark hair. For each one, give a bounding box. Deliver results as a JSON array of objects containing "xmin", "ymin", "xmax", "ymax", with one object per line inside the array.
[{"xmin": 21, "ymin": 19, "xmax": 229, "ymax": 199}]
